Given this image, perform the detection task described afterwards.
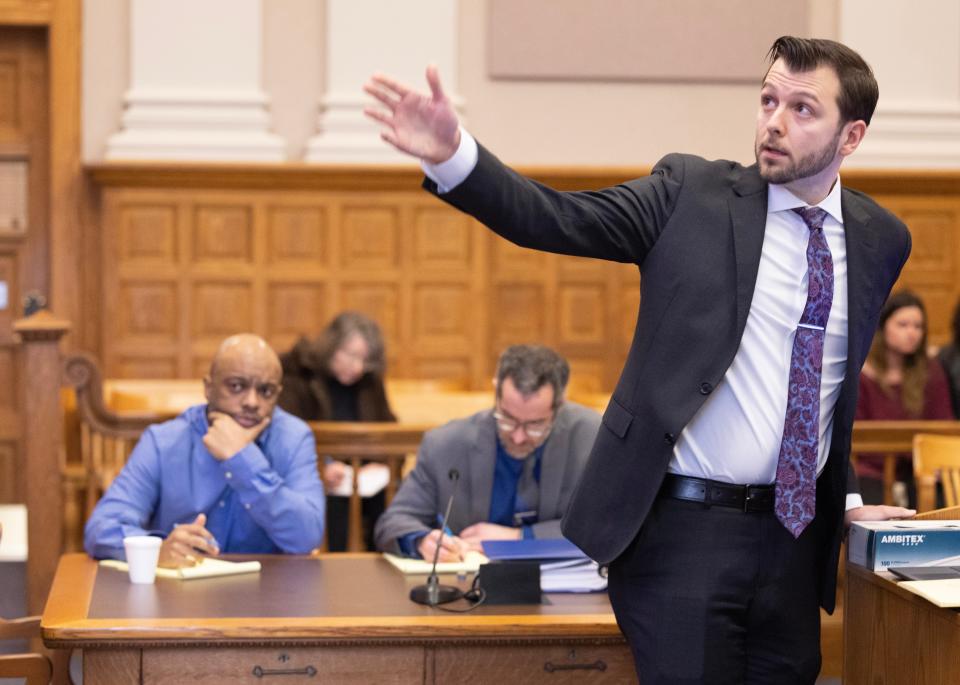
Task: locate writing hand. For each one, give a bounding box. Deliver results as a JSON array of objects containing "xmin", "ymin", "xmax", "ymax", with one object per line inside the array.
[
  {"xmin": 158, "ymin": 513, "xmax": 220, "ymax": 568},
  {"xmin": 459, "ymin": 522, "xmax": 521, "ymax": 552},
  {"xmin": 363, "ymin": 65, "xmax": 461, "ymax": 164},
  {"xmin": 417, "ymin": 528, "xmax": 466, "ymax": 563},
  {"xmin": 203, "ymin": 411, "xmax": 270, "ymax": 461}
]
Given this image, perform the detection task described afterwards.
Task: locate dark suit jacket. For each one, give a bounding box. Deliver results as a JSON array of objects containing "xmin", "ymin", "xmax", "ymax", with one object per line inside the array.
[
  {"xmin": 426, "ymin": 146, "xmax": 911, "ymax": 611},
  {"xmin": 374, "ymin": 402, "xmax": 601, "ymax": 553}
]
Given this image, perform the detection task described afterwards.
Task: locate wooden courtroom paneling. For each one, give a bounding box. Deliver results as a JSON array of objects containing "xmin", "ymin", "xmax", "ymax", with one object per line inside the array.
[
  {"xmin": 87, "ymin": 165, "xmax": 960, "ymax": 391},
  {"xmin": 0, "ymin": 25, "xmax": 48, "ymax": 504}
]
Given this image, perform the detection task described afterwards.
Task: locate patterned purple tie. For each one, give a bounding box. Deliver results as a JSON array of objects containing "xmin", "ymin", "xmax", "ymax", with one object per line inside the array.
[{"xmin": 775, "ymin": 206, "xmax": 833, "ymax": 538}]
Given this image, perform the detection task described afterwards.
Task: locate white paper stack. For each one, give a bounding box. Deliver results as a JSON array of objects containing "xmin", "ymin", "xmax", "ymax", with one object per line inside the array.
[{"xmin": 540, "ymin": 558, "xmax": 608, "ymax": 593}]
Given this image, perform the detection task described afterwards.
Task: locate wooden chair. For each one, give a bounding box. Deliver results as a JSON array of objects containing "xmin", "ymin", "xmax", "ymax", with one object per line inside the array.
[
  {"xmin": 310, "ymin": 421, "xmax": 430, "ymax": 552},
  {"xmin": 0, "ymin": 522, "xmax": 69, "ymax": 685},
  {"xmin": 0, "ymin": 616, "xmax": 52, "ymax": 685},
  {"xmin": 62, "ymin": 354, "xmax": 159, "ymax": 552},
  {"xmin": 913, "ymin": 434, "xmax": 960, "ymax": 512}
]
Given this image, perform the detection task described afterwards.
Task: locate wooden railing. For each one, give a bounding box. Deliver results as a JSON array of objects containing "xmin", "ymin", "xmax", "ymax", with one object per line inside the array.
[
  {"xmin": 310, "ymin": 421, "xmax": 429, "ymax": 552},
  {"xmin": 850, "ymin": 420, "xmax": 960, "ymax": 507}
]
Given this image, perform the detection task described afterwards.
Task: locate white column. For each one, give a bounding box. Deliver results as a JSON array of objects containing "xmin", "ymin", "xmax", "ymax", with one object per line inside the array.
[
  {"xmin": 305, "ymin": 0, "xmax": 462, "ymax": 163},
  {"xmin": 106, "ymin": 0, "xmax": 286, "ymax": 162},
  {"xmin": 841, "ymin": 0, "xmax": 960, "ymax": 168}
]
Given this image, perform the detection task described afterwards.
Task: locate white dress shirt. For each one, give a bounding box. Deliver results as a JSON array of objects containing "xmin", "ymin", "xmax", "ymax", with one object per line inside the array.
[{"xmin": 424, "ymin": 129, "xmax": 863, "ymax": 510}]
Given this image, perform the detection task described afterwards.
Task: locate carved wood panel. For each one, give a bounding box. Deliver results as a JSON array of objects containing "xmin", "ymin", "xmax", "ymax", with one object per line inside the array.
[
  {"xmin": 0, "ymin": 26, "xmax": 48, "ymax": 504},
  {"xmin": 874, "ymin": 196, "xmax": 960, "ymax": 346},
  {"xmin": 91, "ymin": 168, "xmax": 960, "ymax": 394}
]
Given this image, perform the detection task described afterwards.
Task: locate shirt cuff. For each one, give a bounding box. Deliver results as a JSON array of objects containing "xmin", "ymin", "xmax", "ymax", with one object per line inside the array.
[
  {"xmin": 521, "ymin": 525, "xmax": 534, "ymax": 540},
  {"xmin": 398, "ymin": 531, "xmax": 427, "ymax": 558},
  {"xmin": 421, "ymin": 128, "xmax": 478, "ymax": 193},
  {"xmin": 845, "ymin": 493, "xmax": 864, "ymax": 511}
]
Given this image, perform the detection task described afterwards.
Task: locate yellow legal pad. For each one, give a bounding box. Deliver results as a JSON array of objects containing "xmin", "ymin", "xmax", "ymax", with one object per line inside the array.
[
  {"xmin": 383, "ymin": 551, "xmax": 487, "ymax": 575},
  {"xmin": 100, "ymin": 557, "xmax": 261, "ymax": 580}
]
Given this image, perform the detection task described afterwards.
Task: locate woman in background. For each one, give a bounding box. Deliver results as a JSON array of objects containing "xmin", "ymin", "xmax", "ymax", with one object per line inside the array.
[
  {"xmin": 855, "ymin": 290, "xmax": 954, "ymax": 505},
  {"xmin": 937, "ymin": 298, "xmax": 960, "ymax": 418},
  {"xmin": 279, "ymin": 311, "xmax": 396, "ymax": 551}
]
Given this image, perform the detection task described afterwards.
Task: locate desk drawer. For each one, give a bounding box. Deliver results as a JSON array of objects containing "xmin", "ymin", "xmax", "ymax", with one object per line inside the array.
[
  {"xmin": 434, "ymin": 643, "xmax": 634, "ymax": 683},
  {"xmin": 142, "ymin": 646, "xmax": 425, "ymax": 684}
]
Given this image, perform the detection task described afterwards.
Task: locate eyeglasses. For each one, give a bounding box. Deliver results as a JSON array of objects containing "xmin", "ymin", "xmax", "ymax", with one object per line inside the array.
[{"xmin": 493, "ymin": 410, "xmax": 553, "ymax": 439}]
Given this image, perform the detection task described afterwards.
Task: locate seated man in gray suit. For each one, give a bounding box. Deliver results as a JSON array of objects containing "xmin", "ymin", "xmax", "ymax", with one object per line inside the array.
[{"xmin": 375, "ymin": 344, "xmax": 601, "ymax": 561}]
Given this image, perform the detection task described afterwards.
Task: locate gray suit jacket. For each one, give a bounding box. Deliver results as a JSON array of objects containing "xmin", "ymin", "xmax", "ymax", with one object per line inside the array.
[
  {"xmin": 374, "ymin": 402, "xmax": 601, "ymax": 554},
  {"xmin": 425, "ymin": 145, "xmax": 911, "ymax": 611}
]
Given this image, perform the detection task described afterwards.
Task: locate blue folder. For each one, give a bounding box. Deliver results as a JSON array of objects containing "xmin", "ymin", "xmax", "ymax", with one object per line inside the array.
[{"xmin": 482, "ymin": 538, "xmax": 588, "ymax": 561}]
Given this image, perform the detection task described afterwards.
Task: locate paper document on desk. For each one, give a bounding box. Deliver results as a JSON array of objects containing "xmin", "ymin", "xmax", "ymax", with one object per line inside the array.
[
  {"xmin": 328, "ymin": 463, "xmax": 390, "ymax": 498},
  {"xmin": 383, "ymin": 552, "xmax": 487, "ymax": 575},
  {"xmin": 540, "ymin": 558, "xmax": 608, "ymax": 593},
  {"xmin": 897, "ymin": 578, "xmax": 960, "ymax": 608},
  {"xmin": 101, "ymin": 557, "xmax": 261, "ymax": 580}
]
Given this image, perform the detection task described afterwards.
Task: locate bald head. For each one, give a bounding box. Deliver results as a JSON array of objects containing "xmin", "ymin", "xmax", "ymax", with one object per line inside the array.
[
  {"xmin": 210, "ymin": 334, "xmax": 281, "ymax": 378},
  {"xmin": 204, "ymin": 334, "xmax": 283, "ymax": 427}
]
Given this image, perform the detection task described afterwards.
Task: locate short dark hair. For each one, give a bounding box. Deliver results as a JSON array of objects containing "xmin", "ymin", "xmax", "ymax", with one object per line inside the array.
[
  {"xmin": 495, "ymin": 344, "xmax": 570, "ymax": 410},
  {"xmin": 767, "ymin": 36, "xmax": 879, "ymax": 126}
]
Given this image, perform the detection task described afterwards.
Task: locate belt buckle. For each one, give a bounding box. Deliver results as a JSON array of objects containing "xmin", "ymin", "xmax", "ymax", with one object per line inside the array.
[{"xmin": 742, "ymin": 486, "xmax": 754, "ymax": 513}]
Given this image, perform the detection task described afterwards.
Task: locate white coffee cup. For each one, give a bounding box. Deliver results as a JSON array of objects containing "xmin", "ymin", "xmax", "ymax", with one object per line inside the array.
[{"xmin": 123, "ymin": 535, "xmax": 162, "ymax": 584}]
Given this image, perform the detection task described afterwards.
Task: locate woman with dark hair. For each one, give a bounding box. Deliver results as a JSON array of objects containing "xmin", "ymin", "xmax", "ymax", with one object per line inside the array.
[
  {"xmin": 937, "ymin": 297, "xmax": 960, "ymax": 417},
  {"xmin": 855, "ymin": 290, "xmax": 954, "ymax": 504},
  {"xmin": 279, "ymin": 311, "xmax": 396, "ymax": 551}
]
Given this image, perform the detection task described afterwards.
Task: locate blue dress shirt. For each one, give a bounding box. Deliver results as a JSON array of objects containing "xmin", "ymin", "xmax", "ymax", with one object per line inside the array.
[{"xmin": 84, "ymin": 404, "xmax": 325, "ymax": 560}]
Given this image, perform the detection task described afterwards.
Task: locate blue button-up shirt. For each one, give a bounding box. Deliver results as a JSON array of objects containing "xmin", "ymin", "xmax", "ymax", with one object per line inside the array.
[{"xmin": 84, "ymin": 404, "xmax": 325, "ymax": 560}]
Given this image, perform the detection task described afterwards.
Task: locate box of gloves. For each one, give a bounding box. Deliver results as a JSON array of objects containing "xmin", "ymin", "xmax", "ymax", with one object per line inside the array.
[{"xmin": 848, "ymin": 520, "xmax": 960, "ymax": 571}]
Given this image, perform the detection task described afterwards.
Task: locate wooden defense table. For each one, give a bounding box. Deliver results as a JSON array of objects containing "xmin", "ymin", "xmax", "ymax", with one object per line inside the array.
[
  {"xmin": 844, "ymin": 563, "xmax": 960, "ymax": 684},
  {"xmin": 41, "ymin": 554, "xmax": 633, "ymax": 684}
]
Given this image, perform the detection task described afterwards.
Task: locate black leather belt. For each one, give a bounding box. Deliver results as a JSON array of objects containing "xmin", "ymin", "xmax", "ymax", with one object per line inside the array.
[{"xmin": 660, "ymin": 474, "xmax": 775, "ymax": 513}]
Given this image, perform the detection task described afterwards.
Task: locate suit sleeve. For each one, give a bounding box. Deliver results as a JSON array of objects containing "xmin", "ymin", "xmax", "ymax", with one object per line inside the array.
[
  {"xmin": 424, "ymin": 143, "xmax": 686, "ymax": 266},
  {"xmin": 373, "ymin": 435, "xmax": 442, "ymax": 554},
  {"xmin": 220, "ymin": 430, "xmax": 326, "ymax": 554},
  {"xmin": 83, "ymin": 429, "xmax": 164, "ymax": 560}
]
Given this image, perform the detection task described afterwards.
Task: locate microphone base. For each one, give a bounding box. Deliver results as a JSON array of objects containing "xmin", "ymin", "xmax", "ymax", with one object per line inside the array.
[{"xmin": 409, "ymin": 583, "xmax": 463, "ymax": 606}]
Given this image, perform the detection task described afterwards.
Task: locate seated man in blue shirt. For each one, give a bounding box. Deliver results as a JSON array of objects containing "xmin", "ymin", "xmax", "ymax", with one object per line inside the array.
[
  {"xmin": 374, "ymin": 344, "xmax": 601, "ymax": 561},
  {"xmin": 84, "ymin": 334, "xmax": 325, "ymax": 567}
]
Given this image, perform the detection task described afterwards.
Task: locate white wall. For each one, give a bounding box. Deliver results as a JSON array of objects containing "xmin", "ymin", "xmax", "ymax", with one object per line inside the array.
[{"xmin": 82, "ymin": 0, "xmax": 959, "ymax": 167}]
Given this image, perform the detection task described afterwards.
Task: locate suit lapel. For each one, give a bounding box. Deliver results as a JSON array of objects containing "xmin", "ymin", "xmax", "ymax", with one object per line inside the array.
[
  {"xmin": 841, "ymin": 190, "xmax": 880, "ymax": 403},
  {"xmin": 729, "ymin": 167, "xmax": 768, "ymax": 339},
  {"xmin": 467, "ymin": 412, "xmax": 497, "ymax": 526},
  {"xmin": 538, "ymin": 407, "xmax": 568, "ymax": 520}
]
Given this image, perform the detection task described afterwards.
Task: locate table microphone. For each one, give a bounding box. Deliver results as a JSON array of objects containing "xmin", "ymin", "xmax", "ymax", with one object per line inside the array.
[{"xmin": 410, "ymin": 468, "xmax": 464, "ymax": 606}]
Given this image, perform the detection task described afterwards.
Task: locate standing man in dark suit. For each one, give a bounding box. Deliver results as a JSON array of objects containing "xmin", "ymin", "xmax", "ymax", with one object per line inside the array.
[{"xmin": 365, "ymin": 37, "xmax": 913, "ymax": 683}]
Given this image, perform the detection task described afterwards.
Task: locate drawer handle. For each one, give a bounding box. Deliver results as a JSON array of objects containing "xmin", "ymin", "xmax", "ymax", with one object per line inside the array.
[
  {"xmin": 252, "ymin": 665, "xmax": 318, "ymax": 678},
  {"xmin": 544, "ymin": 659, "xmax": 607, "ymax": 673}
]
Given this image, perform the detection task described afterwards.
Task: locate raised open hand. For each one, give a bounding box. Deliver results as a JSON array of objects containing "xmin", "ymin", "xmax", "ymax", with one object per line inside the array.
[{"xmin": 364, "ymin": 65, "xmax": 461, "ymax": 164}]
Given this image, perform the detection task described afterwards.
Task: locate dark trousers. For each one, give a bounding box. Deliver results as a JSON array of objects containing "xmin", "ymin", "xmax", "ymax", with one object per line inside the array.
[{"xmin": 608, "ymin": 495, "xmax": 822, "ymax": 684}]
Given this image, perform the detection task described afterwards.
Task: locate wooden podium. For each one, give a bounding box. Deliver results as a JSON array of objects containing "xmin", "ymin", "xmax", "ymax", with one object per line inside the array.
[{"xmin": 844, "ymin": 563, "xmax": 960, "ymax": 684}]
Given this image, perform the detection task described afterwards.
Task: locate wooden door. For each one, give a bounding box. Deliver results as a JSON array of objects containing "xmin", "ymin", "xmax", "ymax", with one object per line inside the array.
[{"xmin": 0, "ymin": 26, "xmax": 50, "ymax": 503}]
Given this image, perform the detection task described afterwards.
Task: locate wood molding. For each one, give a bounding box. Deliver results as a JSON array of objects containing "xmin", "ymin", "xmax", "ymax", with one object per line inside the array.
[
  {"xmin": 0, "ymin": 1, "xmax": 53, "ymax": 25},
  {"xmin": 86, "ymin": 162, "xmax": 960, "ymax": 196}
]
